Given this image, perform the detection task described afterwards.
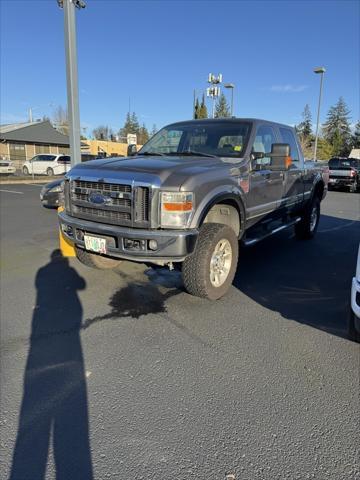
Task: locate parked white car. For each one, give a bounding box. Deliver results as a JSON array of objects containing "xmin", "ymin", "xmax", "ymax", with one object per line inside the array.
[
  {"xmin": 22, "ymin": 154, "xmax": 71, "ymax": 176},
  {"xmin": 0, "ymin": 159, "xmax": 16, "ymax": 175},
  {"xmin": 349, "ymin": 244, "xmax": 360, "ymax": 342}
]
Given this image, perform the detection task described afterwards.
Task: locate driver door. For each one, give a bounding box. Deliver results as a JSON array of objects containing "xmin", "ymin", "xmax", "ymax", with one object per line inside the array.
[{"xmin": 247, "ymin": 124, "xmax": 284, "ymax": 224}]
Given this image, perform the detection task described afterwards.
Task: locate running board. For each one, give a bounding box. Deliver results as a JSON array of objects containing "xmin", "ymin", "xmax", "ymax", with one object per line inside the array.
[{"xmin": 243, "ymin": 217, "xmax": 301, "ymax": 246}]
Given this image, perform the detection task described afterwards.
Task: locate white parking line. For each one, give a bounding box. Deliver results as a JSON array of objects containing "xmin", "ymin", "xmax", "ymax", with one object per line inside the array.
[
  {"xmin": 0, "ymin": 189, "xmax": 24, "ymax": 194},
  {"xmin": 25, "ymin": 183, "xmax": 45, "ymax": 187}
]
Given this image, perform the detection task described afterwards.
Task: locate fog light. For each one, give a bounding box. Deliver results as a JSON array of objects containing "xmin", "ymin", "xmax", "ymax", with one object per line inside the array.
[{"xmin": 148, "ymin": 240, "xmax": 158, "ymax": 251}]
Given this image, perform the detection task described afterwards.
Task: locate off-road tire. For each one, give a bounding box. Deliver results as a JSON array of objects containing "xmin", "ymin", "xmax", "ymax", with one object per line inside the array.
[
  {"xmin": 75, "ymin": 246, "xmax": 122, "ymax": 269},
  {"xmin": 295, "ymin": 196, "xmax": 320, "ymax": 240},
  {"xmin": 46, "ymin": 167, "xmax": 54, "ymax": 176},
  {"xmin": 23, "ymin": 166, "xmax": 29, "ymax": 175},
  {"xmin": 182, "ymin": 223, "xmax": 238, "ymax": 300}
]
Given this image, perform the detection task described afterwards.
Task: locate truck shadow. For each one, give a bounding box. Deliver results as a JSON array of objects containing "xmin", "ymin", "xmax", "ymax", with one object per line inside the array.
[
  {"xmin": 9, "ymin": 250, "xmax": 93, "ymax": 480},
  {"xmin": 233, "ymin": 214, "xmax": 360, "ymax": 339}
]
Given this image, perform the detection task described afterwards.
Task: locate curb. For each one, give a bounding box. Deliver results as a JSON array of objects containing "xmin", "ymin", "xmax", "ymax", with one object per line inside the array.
[{"xmin": 0, "ymin": 177, "xmax": 60, "ymax": 185}]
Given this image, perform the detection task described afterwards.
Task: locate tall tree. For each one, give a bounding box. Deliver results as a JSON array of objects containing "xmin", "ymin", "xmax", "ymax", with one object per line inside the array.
[
  {"xmin": 322, "ymin": 97, "xmax": 352, "ymax": 155},
  {"xmin": 297, "ymin": 104, "xmax": 312, "ymax": 139},
  {"xmin": 198, "ymin": 94, "xmax": 208, "ymax": 119},
  {"xmin": 351, "ymin": 121, "xmax": 360, "ymax": 149},
  {"xmin": 138, "ymin": 123, "xmax": 149, "ymax": 145},
  {"xmin": 150, "ymin": 124, "xmax": 158, "ymax": 137},
  {"xmin": 92, "ymin": 125, "xmax": 113, "ymax": 140},
  {"xmin": 52, "ymin": 106, "xmax": 69, "ymax": 135},
  {"xmin": 214, "ymin": 93, "xmax": 230, "ymax": 118},
  {"xmin": 118, "ymin": 112, "xmax": 137, "ymax": 141},
  {"xmin": 194, "ymin": 97, "xmax": 200, "ymax": 119}
]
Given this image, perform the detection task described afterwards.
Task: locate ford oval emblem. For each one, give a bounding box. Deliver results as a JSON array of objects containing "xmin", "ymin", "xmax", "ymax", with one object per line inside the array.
[{"xmin": 89, "ymin": 192, "xmax": 110, "ymax": 205}]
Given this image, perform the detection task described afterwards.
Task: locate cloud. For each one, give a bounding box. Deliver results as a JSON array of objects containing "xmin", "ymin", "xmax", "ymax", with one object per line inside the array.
[{"xmin": 269, "ymin": 84, "xmax": 309, "ymax": 93}]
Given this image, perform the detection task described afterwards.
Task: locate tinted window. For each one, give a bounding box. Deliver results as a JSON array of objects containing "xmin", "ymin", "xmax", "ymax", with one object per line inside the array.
[
  {"xmin": 58, "ymin": 155, "xmax": 71, "ymax": 163},
  {"xmin": 328, "ymin": 158, "xmax": 339, "ymax": 168},
  {"xmin": 279, "ymin": 128, "xmax": 300, "ymax": 164},
  {"xmin": 38, "ymin": 155, "xmax": 56, "ymax": 161}
]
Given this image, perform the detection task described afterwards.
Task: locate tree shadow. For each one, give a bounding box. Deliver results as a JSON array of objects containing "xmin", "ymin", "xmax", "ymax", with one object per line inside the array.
[
  {"xmin": 233, "ymin": 214, "xmax": 360, "ymax": 339},
  {"xmin": 9, "ymin": 250, "xmax": 93, "ymax": 480}
]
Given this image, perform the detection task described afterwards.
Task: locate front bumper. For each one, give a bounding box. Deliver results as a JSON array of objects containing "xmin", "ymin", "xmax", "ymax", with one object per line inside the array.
[
  {"xmin": 351, "ymin": 277, "xmax": 360, "ymax": 321},
  {"xmin": 58, "ymin": 210, "xmax": 198, "ymax": 263}
]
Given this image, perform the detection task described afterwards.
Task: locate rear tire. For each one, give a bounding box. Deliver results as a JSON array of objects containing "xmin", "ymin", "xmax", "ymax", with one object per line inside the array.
[
  {"xmin": 182, "ymin": 223, "xmax": 238, "ymax": 300},
  {"xmin": 23, "ymin": 166, "xmax": 29, "ymax": 175},
  {"xmin": 75, "ymin": 246, "xmax": 122, "ymax": 269},
  {"xmin": 46, "ymin": 167, "xmax": 54, "ymax": 176},
  {"xmin": 295, "ymin": 197, "xmax": 320, "ymax": 240}
]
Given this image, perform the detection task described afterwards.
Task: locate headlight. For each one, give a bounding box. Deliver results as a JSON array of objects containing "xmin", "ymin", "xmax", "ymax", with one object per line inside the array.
[
  {"xmin": 160, "ymin": 192, "xmax": 194, "ymax": 228},
  {"xmin": 49, "ymin": 183, "xmax": 64, "ymax": 193}
]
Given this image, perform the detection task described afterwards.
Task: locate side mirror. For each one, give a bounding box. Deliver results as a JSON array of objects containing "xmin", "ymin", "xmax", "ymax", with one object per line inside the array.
[
  {"xmin": 127, "ymin": 144, "xmax": 137, "ymax": 157},
  {"xmin": 267, "ymin": 143, "xmax": 292, "ymax": 170}
]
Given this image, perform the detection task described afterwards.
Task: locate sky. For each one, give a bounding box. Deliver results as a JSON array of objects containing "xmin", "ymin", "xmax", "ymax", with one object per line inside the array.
[{"xmin": 0, "ymin": 0, "xmax": 359, "ymax": 136}]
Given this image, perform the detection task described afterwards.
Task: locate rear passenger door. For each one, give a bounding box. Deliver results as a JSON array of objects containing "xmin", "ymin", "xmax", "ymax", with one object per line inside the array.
[
  {"xmin": 278, "ymin": 127, "xmax": 305, "ymax": 211},
  {"xmin": 247, "ymin": 124, "xmax": 284, "ymax": 222}
]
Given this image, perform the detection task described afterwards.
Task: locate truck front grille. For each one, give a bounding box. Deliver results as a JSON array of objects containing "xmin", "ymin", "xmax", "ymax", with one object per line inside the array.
[{"xmin": 70, "ymin": 180, "xmax": 150, "ymax": 227}]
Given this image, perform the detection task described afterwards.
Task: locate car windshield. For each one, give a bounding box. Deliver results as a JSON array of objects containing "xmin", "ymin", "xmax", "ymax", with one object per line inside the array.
[{"xmin": 138, "ymin": 121, "xmax": 251, "ymax": 159}]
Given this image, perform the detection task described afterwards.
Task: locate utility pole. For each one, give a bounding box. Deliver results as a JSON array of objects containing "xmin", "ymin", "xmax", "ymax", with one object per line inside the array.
[
  {"xmin": 313, "ymin": 66, "xmax": 326, "ymax": 162},
  {"xmin": 57, "ymin": 0, "xmax": 86, "ymax": 167}
]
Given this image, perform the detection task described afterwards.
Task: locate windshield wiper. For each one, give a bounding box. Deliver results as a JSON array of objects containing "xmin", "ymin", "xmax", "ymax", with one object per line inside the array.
[
  {"xmin": 167, "ymin": 151, "xmax": 216, "ymax": 158},
  {"xmin": 137, "ymin": 151, "xmax": 165, "ymax": 156}
]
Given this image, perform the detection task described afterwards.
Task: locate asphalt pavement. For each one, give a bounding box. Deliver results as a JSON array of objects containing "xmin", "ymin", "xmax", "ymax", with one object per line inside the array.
[{"xmin": 0, "ymin": 185, "xmax": 359, "ymax": 480}]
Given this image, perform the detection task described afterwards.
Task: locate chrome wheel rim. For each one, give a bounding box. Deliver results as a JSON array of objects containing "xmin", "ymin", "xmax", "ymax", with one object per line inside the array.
[
  {"xmin": 310, "ymin": 205, "xmax": 318, "ymax": 231},
  {"xmin": 210, "ymin": 238, "xmax": 232, "ymax": 287}
]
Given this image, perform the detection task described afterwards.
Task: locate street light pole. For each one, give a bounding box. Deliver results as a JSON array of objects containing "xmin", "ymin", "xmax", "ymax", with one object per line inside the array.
[
  {"xmin": 224, "ymin": 83, "xmax": 235, "ymax": 116},
  {"xmin": 58, "ymin": 0, "xmax": 85, "ymax": 167},
  {"xmin": 313, "ymin": 66, "xmax": 326, "ymax": 161}
]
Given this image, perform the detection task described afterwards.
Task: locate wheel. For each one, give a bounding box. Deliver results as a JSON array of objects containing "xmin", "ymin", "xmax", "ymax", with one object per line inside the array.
[
  {"xmin": 23, "ymin": 166, "xmax": 29, "ymax": 175},
  {"xmin": 46, "ymin": 167, "xmax": 54, "ymax": 176},
  {"xmin": 348, "ymin": 310, "xmax": 360, "ymax": 343},
  {"xmin": 75, "ymin": 246, "xmax": 122, "ymax": 269},
  {"xmin": 295, "ymin": 197, "xmax": 320, "ymax": 240},
  {"xmin": 182, "ymin": 223, "xmax": 238, "ymax": 300}
]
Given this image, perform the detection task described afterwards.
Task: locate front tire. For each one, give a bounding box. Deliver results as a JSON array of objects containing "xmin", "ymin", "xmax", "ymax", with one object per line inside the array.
[
  {"xmin": 182, "ymin": 223, "xmax": 238, "ymax": 300},
  {"xmin": 348, "ymin": 310, "xmax": 360, "ymax": 343},
  {"xmin": 295, "ymin": 197, "xmax": 320, "ymax": 240},
  {"xmin": 75, "ymin": 246, "xmax": 122, "ymax": 269},
  {"xmin": 23, "ymin": 166, "xmax": 29, "ymax": 175}
]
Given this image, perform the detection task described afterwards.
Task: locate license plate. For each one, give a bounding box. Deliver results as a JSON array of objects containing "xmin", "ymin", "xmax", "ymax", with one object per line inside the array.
[
  {"xmin": 84, "ymin": 234, "xmax": 107, "ymax": 254},
  {"xmin": 329, "ymin": 179, "xmax": 337, "ymax": 183}
]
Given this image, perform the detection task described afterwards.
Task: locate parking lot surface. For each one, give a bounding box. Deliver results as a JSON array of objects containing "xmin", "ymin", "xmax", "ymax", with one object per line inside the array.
[{"xmin": 0, "ymin": 185, "xmax": 359, "ymax": 479}]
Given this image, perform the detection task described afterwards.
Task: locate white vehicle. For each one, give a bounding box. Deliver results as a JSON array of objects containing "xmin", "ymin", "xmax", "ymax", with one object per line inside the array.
[
  {"xmin": 22, "ymin": 154, "xmax": 71, "ymax": 176},
  {"xmin": 0, "ymin": 159, "xmax": 16, "ymax": 175},
  {"xmin": 349, "ymin": 244, "xmax": 360, "ymax": 342}
]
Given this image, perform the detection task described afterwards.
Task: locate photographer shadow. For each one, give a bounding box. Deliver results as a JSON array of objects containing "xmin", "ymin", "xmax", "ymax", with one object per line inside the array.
[{"xmin": 10, "ymin": 250, "xmax": 93, "ymax": 480}]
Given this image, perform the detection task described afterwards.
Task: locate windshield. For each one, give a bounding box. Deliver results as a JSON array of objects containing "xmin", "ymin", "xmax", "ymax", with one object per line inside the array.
[{"xmin": 139, "ymin": 121, "xmax": 251, "ymax": 159}]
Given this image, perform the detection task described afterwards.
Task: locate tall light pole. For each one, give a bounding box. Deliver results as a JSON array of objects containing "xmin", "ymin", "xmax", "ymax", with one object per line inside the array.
[
  {"xmin": 313, "ymin": 66, "xmax": 326, "ymax": 161},
  {"xmin": 224, "ymin": 83, "xmax": 235, "ymax": 116},
  {"xmin": 57, "ymin": 0, "xmax": 85, "ymax": 167}
]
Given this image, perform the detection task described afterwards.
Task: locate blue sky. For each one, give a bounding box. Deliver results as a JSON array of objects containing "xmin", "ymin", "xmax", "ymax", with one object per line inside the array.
[{"xmin": 0, "ymin": 0, "xmax": 359, "ymax": 136}]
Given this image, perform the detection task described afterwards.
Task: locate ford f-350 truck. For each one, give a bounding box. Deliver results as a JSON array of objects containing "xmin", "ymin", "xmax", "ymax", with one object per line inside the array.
[{"xmin": 59, "ymin": 118, "xmax": 328, "ymax": 299}]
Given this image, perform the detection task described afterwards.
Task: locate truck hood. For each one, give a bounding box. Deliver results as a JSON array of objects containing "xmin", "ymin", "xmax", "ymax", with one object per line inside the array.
[{"xmin": 67, "ymin": 155, "xmax": 232, "ymax": 189}]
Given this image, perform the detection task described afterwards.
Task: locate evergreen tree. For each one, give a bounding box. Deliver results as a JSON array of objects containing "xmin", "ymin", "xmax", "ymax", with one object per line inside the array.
[
  {"xmin": 194, "ymin": 97, "xmax": 200, "ymax": 119},
  {"xmin": 198, "ymin": 94, "xmax": 208, "ymax": 119},
  {"xmin": 214, "ymin": 93, "xmax": 230, "ymax": 118},
  {"xmin": 351, "ymin": 121, "xmax": 360, "ymax": 149},
  {"xmin": 316, "ymin": 137, "xmax": 334, "ymax": 161},
  {"xmin": 118, "ymin": 112, "xmax": 139, "ymax": 141},
  {"xmin": 138, "ymin": 123, "xmax": 149, "ymax": 145},
  {"xmin": 131, "ymin": 112, "xmax": 140, "ymax": 134},
  {"xmin": 150, "ymin": 124, "xmax": 158, "ymax": 137},
  {"xmin": 323, "ymin": 97, "xmax": 352, "ymax": 155},
  {"xmin": 297, "ymin": 104, "xmax": 312, "ymax": 138}
]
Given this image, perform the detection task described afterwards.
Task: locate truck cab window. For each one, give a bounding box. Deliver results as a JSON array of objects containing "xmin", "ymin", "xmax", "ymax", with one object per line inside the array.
[
  {"xmin": 252, "ymin": 125, "xmax": 276, "ymax": 166},
  {"xmin": 279, "ymin": 128, "xmax": 300, "ymax": 166}
]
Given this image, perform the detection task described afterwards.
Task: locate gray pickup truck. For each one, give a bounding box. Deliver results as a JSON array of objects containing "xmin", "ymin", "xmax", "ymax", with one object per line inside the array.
[{"xmin": 59, "ymin": 118, "xmax": 328, "ymax": 299}]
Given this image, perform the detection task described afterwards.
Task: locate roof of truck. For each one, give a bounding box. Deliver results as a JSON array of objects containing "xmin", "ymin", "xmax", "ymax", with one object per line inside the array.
[{"xmin": 169, "ymin": 118, "xmax": 294, "ymax": 129}]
